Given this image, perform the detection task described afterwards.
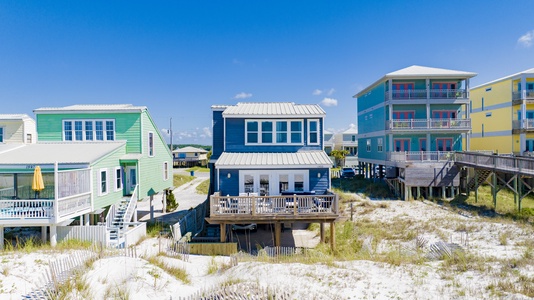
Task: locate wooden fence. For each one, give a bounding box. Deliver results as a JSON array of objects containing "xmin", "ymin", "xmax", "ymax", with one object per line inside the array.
[{"xmin": 57, "ymin": 225, "xmax": 108, "ymax": 246}]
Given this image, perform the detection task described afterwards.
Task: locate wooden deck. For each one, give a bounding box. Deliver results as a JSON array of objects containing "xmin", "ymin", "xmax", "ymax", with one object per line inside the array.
[
  {"xmin": 454, "ymin": 152, "xmax": 534, "ymax": 176},
  {"xmin": 206, "ymin": 193, "xmax": 339, "ymax": 224}
]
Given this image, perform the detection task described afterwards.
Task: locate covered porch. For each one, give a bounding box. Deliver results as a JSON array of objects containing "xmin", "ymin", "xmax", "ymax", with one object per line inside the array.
[{"xmin": 0, "ymin": 164, "xmax": 92, "ymax": 248}]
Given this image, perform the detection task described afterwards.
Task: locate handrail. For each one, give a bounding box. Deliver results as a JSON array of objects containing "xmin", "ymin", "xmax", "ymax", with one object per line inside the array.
[
  {"xmin": 387, "ymin": 119, "xmax": 470, "ymax": 130},
  {"xmin": 122, "ymin": 184, "xmax": 139, "ymax": 224},
  {"xmin": 386, "ymin": 89, "xmax": 467, "ymax": 100},
  {"xmin": 105, "ymin": 204, "xmax": 116, "ymax": 228},
  {"xmin": 388, "ymin": 151, "xmax": 454, "ymax": 162}
]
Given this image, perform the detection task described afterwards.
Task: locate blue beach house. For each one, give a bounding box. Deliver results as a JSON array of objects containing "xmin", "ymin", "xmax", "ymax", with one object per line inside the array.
[{"xmin": 354, "ymin": 66, "xmax": 477, "ymax": 200}]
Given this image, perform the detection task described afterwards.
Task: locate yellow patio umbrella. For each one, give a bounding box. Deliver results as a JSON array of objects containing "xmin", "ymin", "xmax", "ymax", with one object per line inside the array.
[{"xmin": 32, "ymin": 166, "xmax": 45, "ymax": 198}]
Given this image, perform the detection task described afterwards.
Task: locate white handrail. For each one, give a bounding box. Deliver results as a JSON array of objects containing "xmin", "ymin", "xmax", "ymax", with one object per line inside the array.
[{"xmin": 122, "ymin": 184, "xmax": 139, "ymax": 224}]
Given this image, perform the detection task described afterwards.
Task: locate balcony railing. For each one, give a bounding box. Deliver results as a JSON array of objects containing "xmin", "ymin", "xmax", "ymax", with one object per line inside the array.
[
  {"xmin": 210, "ymin": 193, "xmax": 338, "ymax": 217},
  {"xmin": 512, "ymin": 89, "xmax": 534, "ymax": 101},
  {"xmin": 386, "ymin": 89, "xmax": 467, "ymax": 100},
  {"xmin": 388, "ymin": 151, "xmax": 454, "ymax": 162},
  {"xmin": 513, "ymin": 119, "xmax": 534, "ymax": 130},
  {"xmin": 387, "ymin": 119, "xmax": 470, "ymax": 131},
  {"xmin": 0, "ymin": 168, "xmax": 92, "ymax": 223}
]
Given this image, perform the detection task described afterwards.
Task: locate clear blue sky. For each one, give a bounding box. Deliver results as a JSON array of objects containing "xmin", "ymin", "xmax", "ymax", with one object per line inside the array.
[{"xmin": 1, "ymin": 1, "xmax": 533, "ymax": 145}]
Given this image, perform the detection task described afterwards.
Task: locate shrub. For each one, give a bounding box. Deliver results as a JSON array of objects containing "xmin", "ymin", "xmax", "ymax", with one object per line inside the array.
[{"xmin": 166, "ymin": 189, "xmax": 178, "ymax": 212}]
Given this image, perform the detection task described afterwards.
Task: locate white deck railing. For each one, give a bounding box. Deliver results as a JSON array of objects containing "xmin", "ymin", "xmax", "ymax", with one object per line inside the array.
[
  {"xmin": 57, "ymin": 193, "xmax": 91, "ymax": 219},
  {"xmin": 512, "ymin": 119, "xmax": 534, "ymax": 130},
  {"xmin": 0, "ymin": 199, "xmax": 54, "ymax": 219},
  {"xmin": 387, "ymin": 119, "xmax": 470, "ymax": 130},
  {"xmin": 210, "ymin": 193, "xmax": 338, "ymax": 217},
  {"xmin": 386, "ymin": 89, "xmax": 467, "ymax": 100},
  {"xmin": 388, "ymin": 151, "xmax": 454, "ymax": 162}
]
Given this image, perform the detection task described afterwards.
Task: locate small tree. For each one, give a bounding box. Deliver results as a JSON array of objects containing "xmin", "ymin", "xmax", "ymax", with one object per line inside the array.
[
  {"xmin": 166, "ymin": 190, "xmax": 178, "ymax": 212},
  {"xmin": 331, "ymin": 149, "xmax": 349, "ymax": 167}
]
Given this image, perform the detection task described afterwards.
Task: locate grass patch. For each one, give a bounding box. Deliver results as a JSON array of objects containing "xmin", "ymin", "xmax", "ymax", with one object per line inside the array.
[
  {"xmin": 331, "ymin": 177, "xmax": 394, "ymax": 199},
  {"xmin": 196, "ymin": 179, "xmax": 210, "ymax": 195},
  {"xmin": 147, "ymin": 256, "xmax": 190, "ymax": 284},
  {"xmin": 173, "ymin": 174, "xmax": 195, "ymax": 189},
  {"xmin": 146, "ymin": 221, "xmax": 166, "ymax": 237},
  {"xmin": 185, "ymin": 166, "xmax": 210, "ymax": 173}
]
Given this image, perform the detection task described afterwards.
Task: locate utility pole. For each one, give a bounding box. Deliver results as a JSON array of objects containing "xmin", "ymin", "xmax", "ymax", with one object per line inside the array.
[{"xmin": 169, "ymin": 117, "xmax": 173, "ymax": 152}]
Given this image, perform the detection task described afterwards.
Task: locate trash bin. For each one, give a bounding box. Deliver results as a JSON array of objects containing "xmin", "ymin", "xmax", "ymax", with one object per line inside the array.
[{"xmin": 190, "ymin": 171, "xmax": 195, "ymax": 176}]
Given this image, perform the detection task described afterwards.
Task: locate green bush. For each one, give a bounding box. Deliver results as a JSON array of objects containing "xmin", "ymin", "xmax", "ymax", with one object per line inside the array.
[{"xmin": 166, "ymin": 189, "xmax": 178, "ymax": 212}]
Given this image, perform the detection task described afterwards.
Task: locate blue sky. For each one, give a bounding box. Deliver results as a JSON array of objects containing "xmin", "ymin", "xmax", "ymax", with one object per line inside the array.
[{"xmin": 1, "ymin": 1, "xmax": 533, "ymax": 145}]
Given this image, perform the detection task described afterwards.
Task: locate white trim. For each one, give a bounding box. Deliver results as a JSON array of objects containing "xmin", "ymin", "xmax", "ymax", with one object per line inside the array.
[
  {"xmin": 114, "ymin": 166, "xmax": 123, "ymax": 192},
  {"xmin": 366, "ymin": 139, "xmax": 371, "ymax": 152},
  {"xmin": 307, "ymin": 119, "xmax": 320, "ymax": 145},
  {"xmin": 238, "ymin": 170, "xmax": 309, "ymax": 195},
  {"xmin": 62, "ymin": 119, "xmax": 116, "ymax": 142},
  {"xmin": 98, "ymin": 168, "xmax": 109, "ymax": 196},
  {"xmin": 377, "ymin": 138, "xmax": 383, "ymax": 152},
  {"xmin": 245, "ymin": 119, "xmax": 304, "ymax": 145},
  {"xmin": 147, "ymin": 131, "xmax": 155, "ymax": 157}
]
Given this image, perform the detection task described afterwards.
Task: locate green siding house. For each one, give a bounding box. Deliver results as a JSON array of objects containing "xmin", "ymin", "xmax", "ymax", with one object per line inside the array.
[{"xmin": 0, "ymin": 104, "xmax": 172, "ymax": 247}]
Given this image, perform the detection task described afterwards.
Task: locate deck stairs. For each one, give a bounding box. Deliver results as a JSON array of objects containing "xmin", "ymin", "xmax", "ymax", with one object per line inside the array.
[
  {"xmin": 467, "ymin": 169, "xmax": 492, "ymax": 190},
  {"xmin": 106, "ymin": 185, "xmax": 139, "ymax": 247}
]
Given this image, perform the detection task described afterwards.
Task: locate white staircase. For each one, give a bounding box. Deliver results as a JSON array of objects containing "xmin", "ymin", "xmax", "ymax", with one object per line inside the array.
[{"xmin": 106, "ymin": 185, "xmax": 138, "ymax": 247}]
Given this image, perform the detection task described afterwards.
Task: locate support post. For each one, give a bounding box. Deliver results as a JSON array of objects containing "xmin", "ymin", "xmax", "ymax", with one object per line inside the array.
[
  {"xmin": 492, "ymin": 172, "xmax": 497, "ymax": 209},
  {"xmin": 514, "ymin": 176, "xmax": 518, "ymax": 206},
  {"xmin": 84, "ymin": 213, "xmax": 90, "ymax": 226},
  {"xmin": 150, "ymin": 194, "xmax": 154, "ymax": 221},
  {"xmin": 41, "ymin": 226, "xmax": 47, "ymax": 243},
  {"xmin": 220, "ymin": 223, "xmax": 226, "ymax": 243},
  {"xmin": 0, "ymin": 226, "xmax": 4, "ymax": 250},
  {"xmin": 518, "ymin": 178, "xmax": 523, "ymax": 211},
  {"xmin": 274, "ymin": 222, "xmax": 281, "ymax": 247},
  {"xmin": 474, "ymin": 170, "xmax": 478, "ymax": 203},
  {"xmin": 320, "ymin": 223, "xmax": 325, "ymax": 243},
  {"xmin": 50, "ymin": 225, "xmax": 57, "ymax": 247},
  {"xmin": 330, "ymin": 222, "xmax": 336, "ymax": 252},
  {"xmin": 162, "ymin": 190, "xmax": 167, "ymax": 213}
]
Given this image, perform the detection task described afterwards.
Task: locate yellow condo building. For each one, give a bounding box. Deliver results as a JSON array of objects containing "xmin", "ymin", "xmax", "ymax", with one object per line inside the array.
[{"xmin": 470, "ymin": 68, "xmax": 534, "ymax": 155}]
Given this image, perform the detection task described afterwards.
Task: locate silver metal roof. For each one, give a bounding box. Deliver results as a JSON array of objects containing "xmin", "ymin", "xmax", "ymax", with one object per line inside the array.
[
  {"xmin": 355, "ymin": 65, "xmax": 477, "ymax": 98},
  {"xmin": 0, "ymin": 142, "xmax": 126, "ymax": 165},
  {"xmin": 0, "ymin": 114, "xmax": 33, "ymax": 121},
  {"xmin": 34, "ymin": 104, "xmax": 147, "ymax": 114},
  {"xmin": 215, "ymin": 151, "xmax": 332, "ymax": 169},
  {"xmin": 471, "ymin": 67, "xmax": 534, "ymax": 90},
  {"xmin": 173, "ymin": 146, "xmax": 208, "ymax": 153},
  {"xmin": 221, "ymin": 102, "xmax": 325, "ymax": 117}
]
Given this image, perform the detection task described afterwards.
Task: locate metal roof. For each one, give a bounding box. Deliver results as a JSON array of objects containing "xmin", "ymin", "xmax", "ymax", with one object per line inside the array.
[
  {"xmin": 215, "ymin": 151, "xmax": 332, "ymax": 169},
  {"xmin": 0, "ymin": 142, "xmax": 125, "ymax": 165},
  {"xmin": 355, "ymin": 65, "xmax": 477, "ymax": 98},
  {"xmin": 221, "ymin": 102, "xmax": 325, "ymax": 117},
  {"xmin": 34, "ymin": 104, "xmax": 147, "ymax": 114},
  {"xmin": 0, "ymin": 114, "xmax": 33, "ymax": 121},
  {"xmin": 341, "ymin": 125, "xmax": 358, "ymax": 134},
  {"xmin": 173, "ymin": 146, "xmax": 208, "ymax": 153},
  {"xmin": 471, "ymin": 67, "xmax": 534, "ymax": 90}
]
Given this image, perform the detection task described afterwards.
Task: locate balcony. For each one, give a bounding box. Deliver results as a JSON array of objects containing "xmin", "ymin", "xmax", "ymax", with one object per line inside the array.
[
  {"xmin": 512, "ymin": 119, "xmax": 534, "ymax": 133},
  {"xmin": 0, "ymin": 168, "xmax": 92, "ymax": 225},
  {"xmin": 208, "ymin": 192, "xmax": 339, "ymax": 223},
  {"xmin": 386, "ymin": 89, "xmax": 467, "ymax": 101},
  {"xmin": 512, "ymin": 90, "xmax": 534, "ymax": 101},
  {"xmin": 387, "ymin": 119, "xmax": 470, "ymax": 132},
  {"xmin": 388, "ymin": 151, "xmax": 454, "ymax": 162}
]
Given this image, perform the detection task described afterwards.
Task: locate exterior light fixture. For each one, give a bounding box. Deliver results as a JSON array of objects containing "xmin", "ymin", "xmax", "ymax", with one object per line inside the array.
[
  {"xmin": 227, "ymin": 173, "xmax": 231, "ymax": 178},
  {"xmin": 317, "ymin": 173, "xmax": 321, "ymax": 178}
]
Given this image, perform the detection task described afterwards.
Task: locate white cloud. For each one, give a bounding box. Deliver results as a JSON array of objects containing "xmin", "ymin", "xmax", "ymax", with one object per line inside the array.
[
  {"xmin": 518, "ymin": 30, "xmax": 534, "ymax": 47},
  {"xmin": 312, "ymin": 89, "xmax": 322, "ymax": 96},
  {"xmin": 234, "ymin": 92, "xmax": 252, "ymax": 99},
  {"xmin": 327, "ymin": 88, "xmax": 336, "ymax": 96},
  {"xmin": 203, "ymin": 127, "xmax": 212, "ymax": 138},
  {"xmin": 320, "ymin": 97, "xmax": 338, "ymax": 107}
]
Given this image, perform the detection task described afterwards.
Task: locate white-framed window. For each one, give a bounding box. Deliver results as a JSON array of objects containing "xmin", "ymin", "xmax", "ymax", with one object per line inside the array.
[
  {"xmin": 114, "ymin": 167, "xmax": 122, "ymax": 191},
  {"xmin": 245, "ymin": 119, "xmax": 303, "ymax": 145},
  {"xmin": 377, "ymin": 138, "xmax": 383, "ymax": 152},
  {"xmin": 351, "ymin": 135, "xmax": 356, "ymax": 142},
  {"xmin": 308, "ymin": 119, "xmax": 319, "ymax": 145},
  {"xmin": 163, "ymin": 161, "xmax": 169, "ymax": 181},
  {"xmin": 366, "ymin": 139, "xmax": 371, "ymax": 152},
  {"xmin": 148, "ymin": 132, "xmax": 154, "ymax": 157},
  {"xmin": 99, "ymin": 168, "xmax": 108, "ymax": 196},
  {"xmin": 63, "ymin": 119, "xmax": 115, "ymax": 141},
  {"xmin": 238, "ymin": 170, "xmax": 309, "ymax": 195},
  {"xmin": 0, "ymin": 127, "xmax": 4, "ymax": 143}
]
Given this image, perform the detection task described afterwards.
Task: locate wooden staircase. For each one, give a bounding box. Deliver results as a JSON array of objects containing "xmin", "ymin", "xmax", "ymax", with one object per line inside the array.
[
  {"xmin": 467, "ymin": 169, "xmax": 492, "ymax": 190},
  {"xmin": 106, "ymin": 185, "xmax": 139, "ymax": 247}
]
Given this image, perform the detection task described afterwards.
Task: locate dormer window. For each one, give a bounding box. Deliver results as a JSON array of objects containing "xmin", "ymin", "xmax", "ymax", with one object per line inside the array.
[
  {"xmin": 246, "ymin": 119, "xmax": 303, "ymax": 145},
  {"xmin": 63, "ymin": 119, "xmax": 115, "ymax": 141}
]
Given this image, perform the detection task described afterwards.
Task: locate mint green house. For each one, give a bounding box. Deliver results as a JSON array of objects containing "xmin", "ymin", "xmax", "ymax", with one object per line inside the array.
[{"xmin": 0, "ymin": 104, "xmax": 172, "ymax": 247}]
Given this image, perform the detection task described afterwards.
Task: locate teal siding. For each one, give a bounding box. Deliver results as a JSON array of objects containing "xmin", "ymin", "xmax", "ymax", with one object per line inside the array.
[
  {"xmin": 137, "ymin": 111, "xmax": 173, "ymax": 199},
  {"xmin": 92, "ymin": 145, "xmax": 127, "ymax": 209},
  {"xmin": 357, "ymin": 137, "xmax": 387, "ymax": 161},
  {"xmin": 36, "ymin": 113, "xmax": 142, "ymax": 154},
  {"xmin": 358, "ymin": 84, "xmax": 385, "ymax": 111}
]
